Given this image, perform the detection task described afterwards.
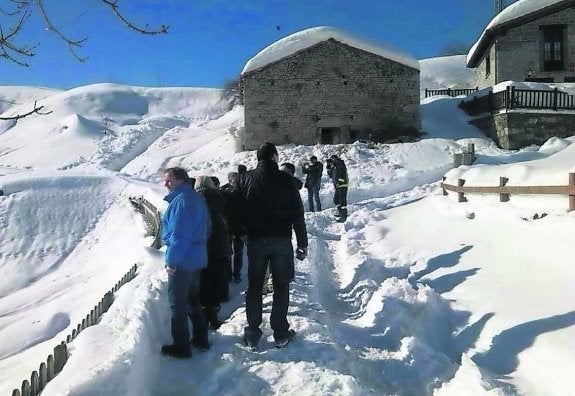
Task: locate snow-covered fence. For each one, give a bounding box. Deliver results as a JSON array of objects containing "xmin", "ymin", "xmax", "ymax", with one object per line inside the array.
[
  {"xmin": 424, "ymin": 87, "xmax": 478, "ymax": 98},
  {"xmin": 129, "ymin": 196, "xmax": 163, "ymax": 249},
  {"xmin": 459, "ymin": 87, "xmax": 575, "ymax": 116},
  {"xmin": 441, "ymin": 173, "xmax": 575, "ymax": 212},
  {"xmin": 11, "ymin": 264, "xmax": 138, "ymax": 396}
]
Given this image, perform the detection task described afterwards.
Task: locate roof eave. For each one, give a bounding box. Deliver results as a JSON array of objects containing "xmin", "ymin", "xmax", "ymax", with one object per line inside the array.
[{"xmin": 467, "ymin": 0, "xmax": 575, "ymax": 68}]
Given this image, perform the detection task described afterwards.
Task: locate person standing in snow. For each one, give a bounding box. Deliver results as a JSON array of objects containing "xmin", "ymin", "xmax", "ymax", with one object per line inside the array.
[
  {"xmin": 326, "ymin": 154, "xmax": 348, "ymax": 222},
  {"xmin": 161, "ymin": 167, "xmax": 210, "ymax": 358},
  {"xmin": 195, "ymin": 176, "xmax": 233, "ymax": 330},
  {"xmin": 221, "ymin": 171, "xmax": 246, "ymax": 284},
  {"xmin": 258, "ymin": 162, "xmax": 303, "ymax": 296},
  {"xmin": 302, "ymin": 156, "xmax": 323, "ymax": 212},
  {"xmin": 237, "ymin": 142, "xmax": 308, "ymax": 350}
]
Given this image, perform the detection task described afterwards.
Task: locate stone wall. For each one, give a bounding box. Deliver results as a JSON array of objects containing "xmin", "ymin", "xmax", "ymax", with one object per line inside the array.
[
  {"xmin": 241, "ymin": 39, "xmax": 420, "ymax": 150},
  {"xmin": 469, "ymin": 111, "xmax": 575, "ymax": 149},
  {"xmin": 475, "ymin": 8, "xmax": 575, "ymax": 89}
]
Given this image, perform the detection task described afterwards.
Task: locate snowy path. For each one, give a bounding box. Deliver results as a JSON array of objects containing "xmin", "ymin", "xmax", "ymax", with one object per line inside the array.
[{"xmin": 142, "ymin": 185, "xmax": 466, "ymax": 395}]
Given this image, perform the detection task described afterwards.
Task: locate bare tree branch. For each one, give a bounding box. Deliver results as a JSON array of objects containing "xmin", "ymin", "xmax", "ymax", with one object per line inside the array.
[
  {"xmin": 37, "ymin": 0, "xmax": 88, "ymax": 62},
  {"xmin": 100, "ymin": 0, "xmax": 168, "ymax": 35},
  {"xmin": 0, "ymin": 5, "xmax": 36, "ymax": 66},
  {"xmin": 0, "ymin": 0, "xmax": 169, "ymax": 66},
  {"xmin": 0, "ymin": 101, "xmax": 53, "ymax": 120}
]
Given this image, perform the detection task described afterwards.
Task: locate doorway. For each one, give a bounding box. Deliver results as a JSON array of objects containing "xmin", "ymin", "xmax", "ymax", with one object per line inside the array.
[{"xmin": 320, "ymin": 127, "xmax": 340, "ymax": 144}]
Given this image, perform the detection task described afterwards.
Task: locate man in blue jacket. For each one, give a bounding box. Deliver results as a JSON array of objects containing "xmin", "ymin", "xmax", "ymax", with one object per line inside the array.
[{"xmin": 161, "ymin": 167, "xmax": 211, "ymax": 358}]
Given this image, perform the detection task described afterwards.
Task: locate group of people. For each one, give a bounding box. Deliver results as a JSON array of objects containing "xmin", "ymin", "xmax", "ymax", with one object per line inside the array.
[
  {"xmin": 159, "ymin": 142, "xmax": 348, "ymax": 358},
  {"xmin": 302, "ymin": 154, "xmax": 348, "ymax": 222}
]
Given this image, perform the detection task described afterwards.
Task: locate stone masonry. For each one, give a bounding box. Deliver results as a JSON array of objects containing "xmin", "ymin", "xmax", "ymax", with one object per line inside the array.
[
  {"xmin": 469, "ymin": 111, "xmax": 575, "ymax": 149},
  {"xmin": 475, "ymin": 8, "xmax": 575, "ymax": 89},
  {"xmin": 241, "ymin": 39, "xmax": 420, "ymax": 150}
]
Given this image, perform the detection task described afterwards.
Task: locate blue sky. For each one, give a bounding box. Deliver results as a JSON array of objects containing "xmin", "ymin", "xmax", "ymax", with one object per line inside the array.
[{"xmin": 0, "ymin": 0, "xmax": 495, "ymax": 89}]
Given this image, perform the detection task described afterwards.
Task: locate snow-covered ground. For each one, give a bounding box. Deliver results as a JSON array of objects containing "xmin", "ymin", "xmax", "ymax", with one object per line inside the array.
[{"xmin": 1, "ymin": 56, "xmax": 574, "ymax": 396}]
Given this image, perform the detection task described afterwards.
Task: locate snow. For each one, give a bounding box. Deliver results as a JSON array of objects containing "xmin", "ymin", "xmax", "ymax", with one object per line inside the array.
[
  {"xmin": 242, "ymin": 26, "xmax": 420, "ymax": 75},
  {"xmin": 467, "ymin": 0, "xmax": 567, "ymax": 64},
  {"xmin": 1, "ymin": 55, "xmax": 575, "ymax": 395}
]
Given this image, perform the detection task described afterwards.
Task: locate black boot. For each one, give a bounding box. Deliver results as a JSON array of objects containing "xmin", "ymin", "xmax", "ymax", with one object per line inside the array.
[
  {"xmin": 336, "ymin": 207, "xmax": 347, "ymax": 222},
  {"xmin": 203, "ymin": 306, "xmax": 223, "ymax": 330}
]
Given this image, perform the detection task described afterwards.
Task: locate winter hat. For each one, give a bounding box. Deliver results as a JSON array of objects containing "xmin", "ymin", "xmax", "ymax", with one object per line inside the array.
[
  {"xmin": 195, "ymin": 175, "xmax": 215, "ymax": 192},
  {"xmin": 257, "ymin": 141, "xmax": 278, "ymax": 161}
]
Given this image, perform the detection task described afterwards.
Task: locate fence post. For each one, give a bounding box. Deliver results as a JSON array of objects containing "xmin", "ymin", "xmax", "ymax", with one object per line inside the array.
[
  {"xmin": 447, "ymin": 88, "xmax": 452, "ymax": 97},
  {"xmin": 458, "ymin": 179, "xmax": 467, "ymax": 202},
  {"xmin": 12, "ymin": 389, "xmax": 21, "ymax": 396},
  {"xmin": 569, "ymin": 173, "xmax": 575, "ymax": 212},
  {"xmin": 39, "ymin": 362, "xmax": 47, "ymax": 391},
  {"xmin": 53, "ymin": 343, "xmax": 67, "ymax": 374},
  {"xmin": 425, "ymin": 88, "xmax": 429, "ymax": 98},
  {"xmin": 553, "ymin": 88, "xmax": 558, "ymax": 111},
  {"xmin": 500, "ymin": 177, "xmax": 510, "ymax": 202},
  {"xmin": 21, "ymin": 380, "xmax": 30, "ymax": 396},
  {"xmin": 47, "ymin": 355, "xmax": 55, "ymax": 381},
  {"xmin": 442, "ymin": 177, "xmax": 448, "ymax": 196}
]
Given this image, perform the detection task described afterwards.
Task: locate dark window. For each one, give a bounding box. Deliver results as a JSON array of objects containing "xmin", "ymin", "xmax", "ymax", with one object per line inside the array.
[
  {"xmin": 564, "ymin": 76, "xmax": 575, "ymax": 82},
  {"xmin": 542, "ymin": 26, "xmax": 565, "ymax": 71},
  {"xmin": 485, "ymin": 54, "xmax": 491, "ymax": 77}
]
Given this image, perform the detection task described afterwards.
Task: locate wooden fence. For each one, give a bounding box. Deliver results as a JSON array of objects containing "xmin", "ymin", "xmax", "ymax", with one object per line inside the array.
[
  {"xmin": 441, "ymin": 173, "xmax": 575, "ymax": 212},
  {"xmin": 11, "ymin": 264, "xmax": 138, "ymax": 396},
  {"xmin": 425, "ymin": 87, "xmax": 478, "ymax": 98},
  {"xmin": 129, "ymin": 196, "xmax": 162, "ymax": 249},
  {"xmin": 459, "ymin": 86, "xmax": 575, "ymax": 116}
]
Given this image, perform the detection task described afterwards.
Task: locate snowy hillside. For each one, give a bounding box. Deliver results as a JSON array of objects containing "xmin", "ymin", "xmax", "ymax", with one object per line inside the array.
[{"xmin": 1, "ymin": 55, "xmax": 574, "ymax": 396}]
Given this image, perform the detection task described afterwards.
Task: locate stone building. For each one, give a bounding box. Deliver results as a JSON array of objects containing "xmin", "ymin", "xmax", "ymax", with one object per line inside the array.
[
  {"xmin": 468, "ymin": 0, "xmax": 575, "ymax": 89},
  {"xmin": 240, "ymin": 26, "xmax": 420, "ymax": 150}
]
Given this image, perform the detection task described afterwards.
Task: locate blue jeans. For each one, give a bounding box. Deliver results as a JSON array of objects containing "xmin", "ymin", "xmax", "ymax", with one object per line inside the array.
[
  {"xmin": 167, "ymin": 268, "xmax": 208, "ymax": 350},
  {"xmin": 307, "ymin": 182, "xmax": 321, "ymax": 212},
  {"xmin": 245, "ymin": 237, "xmax": 294, "ymax": 342}
]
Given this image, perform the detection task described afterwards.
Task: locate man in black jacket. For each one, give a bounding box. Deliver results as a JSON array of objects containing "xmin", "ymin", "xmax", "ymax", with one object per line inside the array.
[
  {"xmin": 302, "ymin": 156, "xmax": 323, "ymax": 212},
  {"xmin": 237, "ymin": 142, "xmax": 308, "ymax": 350},
  {"xmin": 326, "ymin": 154, "xmax": 348, "ymax": 222}
]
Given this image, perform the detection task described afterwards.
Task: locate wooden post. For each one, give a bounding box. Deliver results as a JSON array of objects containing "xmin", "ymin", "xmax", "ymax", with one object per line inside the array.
[
  {"xmin": 553, "ymin": 88, "xmax": 558, "ymax": 111},
  {"xmin": 442, "ymin": 177, "xmax": 448, "ymax": 196},
  {"xmin": 12, "ymin": 389, "xmax": 21, "ymax": 396},
  {"xmin": 500, "ymin": 177, "xmax": 510, "ymax": 202},
  {"xmin": 458, "ymin": 179, "xmax": 467, "ymax": 202},
  {"xmin": 39, "ymin": 363, "xmax": 47, "ymax": 391},
  {"xmin": 21, "ymin": 380, "xmax": 30, "ymax": 396},
  {"xmin": 30, "ymin": 371, "xmax": 39, "ymax": 395},
  {"xmin": 425, "ymin": 88, "xmax": 429, "ymax": 98},
  {"xmin": 47, "ymin": 355, "xmax": 55, "ymax": 381},
  {"xmin": 53, "ymin": 343, "xmax": 67, "ymax": 374},
  {"xmin": 569, "ymin": 173, "xmax": 575, "ymax": 212}
]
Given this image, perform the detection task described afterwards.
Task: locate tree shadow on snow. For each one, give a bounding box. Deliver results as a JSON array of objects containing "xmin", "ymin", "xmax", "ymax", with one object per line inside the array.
[
  {"xmin": 409, "ymin": 245, "xmax": 473, "ymax": 288},
  {"xmin": 422, "ymin": 268, "xmax": 480, "ymax": 294},
  {"xmin": 472, "ymin": 311, "xmax": 575, "ymax": 375}
]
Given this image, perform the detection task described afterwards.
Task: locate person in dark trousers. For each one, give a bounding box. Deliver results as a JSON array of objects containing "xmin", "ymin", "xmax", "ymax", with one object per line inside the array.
[
  {"xmin": 195, "ymin": 176, "xmax": 233, "ymax": 330},
  {"xmin": 160, "ymin": 167, "xmax": 210, "ymax": 358},
  {"xmin": 237, "ymin": 142, "xmax": 308, "ymax": 350},
  {"xmin": 326, "ymin": 154, "xmax": 348, "ymax": 222},
  {"xmin": 259, "ymin": 162, "xmax": 303, "ymax": 295},
  {"xmin": 302, "ymin": 156, "xmax": 323, "ymax": 212},
  {"xmin": 221, "ymin": 171, "xmax": 246, "ymax": 283}
]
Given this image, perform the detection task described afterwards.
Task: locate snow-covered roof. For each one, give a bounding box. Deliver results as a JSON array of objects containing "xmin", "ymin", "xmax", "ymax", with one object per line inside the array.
[
  {"xmin": 241, "ymin": 26, "xmax": 419, "ymax": 75},
  {"xmin": 467, "ymin": 0, "xmax": 573, "ymax": 67}
]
